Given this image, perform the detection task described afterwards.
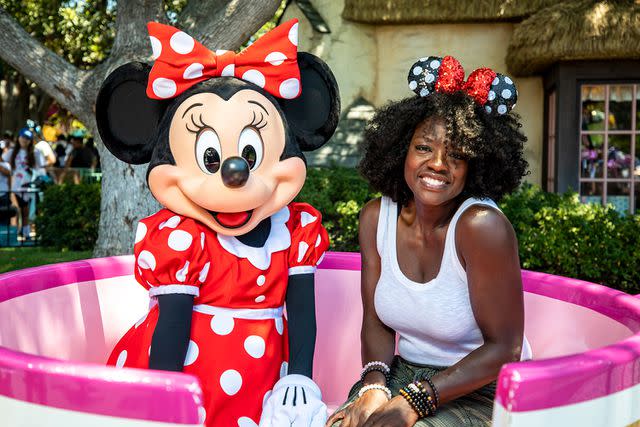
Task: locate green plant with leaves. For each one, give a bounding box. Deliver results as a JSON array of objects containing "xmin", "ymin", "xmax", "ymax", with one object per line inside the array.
[{"xmin": 36, "ymin": 183, "xmax": 101, "ymax": 251}]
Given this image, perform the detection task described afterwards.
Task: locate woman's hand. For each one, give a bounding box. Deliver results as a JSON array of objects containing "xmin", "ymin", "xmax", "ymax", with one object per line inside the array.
[
  {"xmin": 325, "ymin": 389, "xmax": 389, "ymax": 427},
  {"xmin": 361, "ymin": 396, "xmax": 419, "ymax": 427}
]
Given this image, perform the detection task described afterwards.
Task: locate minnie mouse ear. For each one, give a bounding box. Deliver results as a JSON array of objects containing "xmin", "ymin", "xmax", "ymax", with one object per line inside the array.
[
  {"xmin": 407, "ymin": 56, "xmax": 465, "ymax": 97},
  {"xmin": 484, "ymin": 74, "xmax": 517, "ymax": 115}
]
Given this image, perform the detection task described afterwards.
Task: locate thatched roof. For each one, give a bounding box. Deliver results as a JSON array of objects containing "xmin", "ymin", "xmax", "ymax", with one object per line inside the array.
[
  {"xmin": 507, "ymin": 0, "xmax": 640, "ymax": 76},
  {"xmin": 342, "ymin": 0, "xmax": 559, "ymax": 24}
]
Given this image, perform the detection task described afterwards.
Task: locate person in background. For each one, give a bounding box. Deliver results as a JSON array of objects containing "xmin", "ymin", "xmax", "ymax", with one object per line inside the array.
[
  {"xmin": 61, "ymin": 133, "xmax": 95, "ymax": 183},
  {"xmin": 3, "ymin": 128, "xmax": 45, "ymax": 240}
]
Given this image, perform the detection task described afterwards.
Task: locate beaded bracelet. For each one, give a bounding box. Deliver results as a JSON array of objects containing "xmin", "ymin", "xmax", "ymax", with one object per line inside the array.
[
  {"xmin": 412, "ymin": 381, "xmax": 437, "ymax": 416},
  {"xmin": 357, "ymin": 384, "xmax": 392, "ymax": 400},
  {"xmin": 399, "ymin": 387, "xmax": 428, "ymax": 418},
  {"xmin": 422, "ymin": 376, "xmax": 440, "ymax": 408},
  {"xmin": 360, "ymin": 361, "xmax": 391, "ymax": 383},
  {"xmin": 399, "ymin": 381, "xmax": 436, "ymax": 419}
]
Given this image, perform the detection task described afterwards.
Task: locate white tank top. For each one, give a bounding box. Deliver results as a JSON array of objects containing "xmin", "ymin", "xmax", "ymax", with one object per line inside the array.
[{"xmin": 374, "ymin": 196, "xmax": 532, "ymax": 366}]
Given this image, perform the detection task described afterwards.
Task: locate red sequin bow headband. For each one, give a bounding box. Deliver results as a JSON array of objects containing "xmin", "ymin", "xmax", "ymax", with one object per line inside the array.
[
  {"xmin": 407, "ymin": 56, "xmax": 517, "ymax": 115},
  {"xmin": 146, "ymin": 19, "xmax": 301, "ymax": 100}
]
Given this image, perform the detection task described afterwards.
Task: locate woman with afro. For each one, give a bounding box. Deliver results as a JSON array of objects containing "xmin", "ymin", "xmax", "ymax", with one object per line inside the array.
[{"xmin": 327, "ymin": 56, "xmax": 532, "ymax": 427}]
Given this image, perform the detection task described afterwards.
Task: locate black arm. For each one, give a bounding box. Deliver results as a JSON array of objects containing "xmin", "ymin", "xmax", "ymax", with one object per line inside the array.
[
  {"xmin": 148, "ymin": 293, "xmax": 194, "ymax": 372},
  {"xmin": 285, "ymin": 273, "xmax": 317, "ymax": 378}
]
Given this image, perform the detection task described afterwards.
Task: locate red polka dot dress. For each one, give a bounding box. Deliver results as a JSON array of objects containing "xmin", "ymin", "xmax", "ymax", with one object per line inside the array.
[{"xmin": 107, "ymin": 203, "xmax": 329, "ymax": 427}]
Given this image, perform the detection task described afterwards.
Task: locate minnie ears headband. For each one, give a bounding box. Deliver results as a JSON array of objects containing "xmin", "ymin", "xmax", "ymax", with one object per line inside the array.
[
  {"xmin": 407, "ymin": 56, "xmax": 517, "ymax": 115},
  {"xmin": 146, "ymin": 19, "xmax": 301, "ymax": 100}
]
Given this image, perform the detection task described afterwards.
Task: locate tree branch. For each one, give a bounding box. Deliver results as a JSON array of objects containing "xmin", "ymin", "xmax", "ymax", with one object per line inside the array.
[
  {"xmin": 0, "ymin": 8, "xmax": 82, "ymax": 118},
  {"xmin": 111, "ymin": 0, "xmax": 165, "ymax": 59},
  {"xmin": 179, "ymin": 0, "xmax": 282, "ymax": 50}
]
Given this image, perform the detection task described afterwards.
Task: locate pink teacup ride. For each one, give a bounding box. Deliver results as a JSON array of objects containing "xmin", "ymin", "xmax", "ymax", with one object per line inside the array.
[{"xmin": 0, "ymin": 252, "xmax": 639, "ymax": 426}]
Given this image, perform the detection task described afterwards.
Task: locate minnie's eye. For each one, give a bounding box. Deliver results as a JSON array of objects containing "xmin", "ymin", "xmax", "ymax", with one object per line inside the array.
[
  {"xmin": 238, "ymin": 127, "xmax": 263, "ymax": 170},
  {"xmin": 195, "ymin": 129, "xmax": 222, "ymax": 174}
]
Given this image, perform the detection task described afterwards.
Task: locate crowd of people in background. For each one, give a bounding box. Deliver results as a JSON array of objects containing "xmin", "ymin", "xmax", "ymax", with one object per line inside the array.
[{"xmin": 0, "ymin": 123, "xmax": 100, "ymax": 241}]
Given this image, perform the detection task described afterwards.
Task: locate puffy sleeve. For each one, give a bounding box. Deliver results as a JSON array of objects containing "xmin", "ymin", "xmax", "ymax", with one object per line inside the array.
[
  {"xmin": 287, "ymin": 203, "xmax": 330, "ymax": 276},
  {"xmin": 133, "ymin": 210, "xmax": 210, "ymax": 298}
]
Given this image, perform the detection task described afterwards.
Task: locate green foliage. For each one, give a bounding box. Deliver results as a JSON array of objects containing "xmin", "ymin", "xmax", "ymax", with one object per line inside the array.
[
  {"xmin": 36, "ymin": 183, "xmax": 100, "ymax": 251},
  {"xmin": 500, "ymin": 184, "xmax": 640, "ymax": 294},
  {"xmin": 296, "ymin": 167, "xmax": 378, "ymax": 251}
]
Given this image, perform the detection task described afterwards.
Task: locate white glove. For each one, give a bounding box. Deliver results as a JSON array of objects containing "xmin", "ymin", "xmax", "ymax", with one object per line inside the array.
[{"xmin": 259, "ymin": 374, "xmax": 327, "ymax": 427}]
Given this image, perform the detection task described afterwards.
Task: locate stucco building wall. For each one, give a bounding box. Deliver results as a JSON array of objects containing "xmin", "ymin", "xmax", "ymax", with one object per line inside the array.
[{"xmin": 283, "ymin": 1, "xmax": 543, "ymax": 185}]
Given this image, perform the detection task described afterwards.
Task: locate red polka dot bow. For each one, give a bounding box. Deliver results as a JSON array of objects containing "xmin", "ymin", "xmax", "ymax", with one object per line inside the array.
[{"xmin": 146, "ymin": 19, "xmax": 301, "ymax": 100}]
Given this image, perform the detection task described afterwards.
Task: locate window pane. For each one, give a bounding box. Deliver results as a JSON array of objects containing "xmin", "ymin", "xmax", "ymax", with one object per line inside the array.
[
  {"xmin": 607, "ymin": 182, "xmax": 630, "ymax": 214},
  {"xmin": 581, "ymin": 85, "xmax": 605, "ymax": 131},
  {"xmin": 581, "ymin": 134, "xmax": 604, "ymax": 178},
  {"xmin": 607, "ymin": 135, "xmax": 632, "ymax": 179},
  {"xmin": 609, "ymin": 85, "xmax": 633, "ymax": 130},
  {"xmin": 580, "ymin": 182, "xmax": 602, "ymax": 205}
]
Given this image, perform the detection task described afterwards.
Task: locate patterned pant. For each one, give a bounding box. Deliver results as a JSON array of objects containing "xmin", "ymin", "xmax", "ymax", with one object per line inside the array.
[{"xmin": 331, "ymin": 356, "xmax": 495, "ymax": 427}]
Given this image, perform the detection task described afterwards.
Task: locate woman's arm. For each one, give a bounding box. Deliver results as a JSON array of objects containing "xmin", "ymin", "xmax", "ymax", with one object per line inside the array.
[
  {"xmin": 359, "ymin": 199, "xmax": 396, "ymax": 385},
  {"xmin": 428, "ymin": 206, "xmax": 524, "ymax": 403}
]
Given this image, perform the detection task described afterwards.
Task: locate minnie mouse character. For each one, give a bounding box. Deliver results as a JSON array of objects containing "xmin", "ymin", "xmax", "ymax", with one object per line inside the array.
[{"xmin": 96, "ymin": 19, "xmax": 339, "ymax": 427}]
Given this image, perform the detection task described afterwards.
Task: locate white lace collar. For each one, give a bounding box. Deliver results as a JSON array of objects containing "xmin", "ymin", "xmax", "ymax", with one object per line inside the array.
[{"xmin": 217, "ymin": 207, "xmax": 291, "ymax": 270}]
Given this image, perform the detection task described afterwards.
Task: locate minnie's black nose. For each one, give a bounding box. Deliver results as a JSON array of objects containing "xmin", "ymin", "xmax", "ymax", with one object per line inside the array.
[{"xmin": 221, "ymin": 156, "xmax": 250, "ymax": 188}]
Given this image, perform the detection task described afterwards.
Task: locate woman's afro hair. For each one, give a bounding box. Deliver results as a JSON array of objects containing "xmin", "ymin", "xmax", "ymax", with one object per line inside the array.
[{"xmin": 358, "ymin": 91, "xmax": 529, "ymax": 206}]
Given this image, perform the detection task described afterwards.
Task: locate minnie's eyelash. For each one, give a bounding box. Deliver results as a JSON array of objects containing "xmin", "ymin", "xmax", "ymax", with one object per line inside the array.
[
  {"xmin": 186, "ymin": 113, "xmax": 210, "ymax": 134},
  {"xmin": 249, "ymin": 110, "xmax": 267, "ymax": 130}
]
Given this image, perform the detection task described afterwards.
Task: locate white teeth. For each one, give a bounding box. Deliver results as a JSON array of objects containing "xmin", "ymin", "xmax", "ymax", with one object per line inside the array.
[{"xmin": 421, "ymin": 176, "xmax": 447, "ymax": 187}]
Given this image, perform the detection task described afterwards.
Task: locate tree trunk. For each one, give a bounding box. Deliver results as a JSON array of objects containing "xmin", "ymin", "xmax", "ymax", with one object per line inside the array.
[{"xmin": 0, "ymin": 1, "xmax": 281, "ymax": 256}]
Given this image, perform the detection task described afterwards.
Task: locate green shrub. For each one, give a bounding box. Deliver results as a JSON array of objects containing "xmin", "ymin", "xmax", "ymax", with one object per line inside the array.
[
  {"xmin": 36, "ymin": 183, "xmax": 101, "ymax": 251},
  {"xmin": 296, "ymin": 167, "xmax": 378, "ymax": 251}
]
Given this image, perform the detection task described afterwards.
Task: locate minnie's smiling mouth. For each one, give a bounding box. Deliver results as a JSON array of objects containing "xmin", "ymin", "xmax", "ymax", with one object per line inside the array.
[{"xmin": 209, "ymin": 209, "xmax": 254, "ymax": 229}]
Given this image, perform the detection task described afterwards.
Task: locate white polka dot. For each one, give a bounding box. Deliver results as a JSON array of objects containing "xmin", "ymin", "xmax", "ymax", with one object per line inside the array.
[
  {"xmin": 211, "ymin": 315, "xmax": 234, "ymax": 335},
  {"xmin": 199, "ymin": 262, "xmax": 210, "ymax": 282},
  {"xmin": 242, "ymin": 69, "xmax": 265, "ymax": 88},
  {"xmin": 297, "ymin": 241, "xmax": 309, "ymax": 263},
  {"xmin": 237, "ymin": 417, "xmax": 258, "ymax": 427},
  {"xmin": 492, "ymin": 77, "xmax": 500, "ymax": 86},
  {"xmin": 257, "ymin": 275, "xmax": 266, "ymax": 286},
  {"xmin": 183, "ymin": 340, "xmax": 199, "ymax": 366},
  {"xmin": 301, "ymin": 211, "xmax": 318, "ymax": 227},
  {"xmin": 116, "ymin": 350, "xmax": 127, "ymax": 368},
  {"xmin": 176, "ymin": 260, "xmax": 189, "ymax": 282},
  {"xmin": 170, "ymin": 31, "xmax": 195, "ymax": 54},
  {"xmin": 168, "ymin": 229, "xmax": 193, "ymax": 251},
  {"xmin": 255, "ymin": 295, "xmax": 266, "ymax": 303},
  {"xmin": 135, "ymin": 222, "xmax": 147, "ymax": 244},
  {"xmin": 265, "ymin": 51, "xmax": 287, "ymax": 66},
  {"xmin": 198, "ymin": 407, "xmax": 207, "ymax": 424},
  {"xmin": 215, "ymin": 49, "xmax": 228, "ymax": 56},
  {"xmin": 221, "ymin": 64, "xmax": 235, "ymax": 77},
  {"xmin": 275, "ymin": 317, "xmax": 284, "ymax": 335},
  {"xmin": 420, "ymin": 88, "xmax": 429, "ymax": 97},
  {"xmin": 263, "ymin": 390, "xmax": 272, "ymax": 407},
  {"xmin": 315, "ymin": 234, "xmax": 322, "ymax": 247},
  {"xmin": 412, "ymin": 66, "xmax": 423, "ymax": 76},
  {"xmin": 220, "ymin": 369, "xmax": 243, "ymax": 395},
  {"xmin": 504, "ymin": 76, "xmax": 513, "ymax": 85},
  {"xmin": 430, "ymin": 59, "xmax": 441, "ymax": 69},
  {"xmin": 279, "ymin": 78, "xmax": 300, "ymax": 99},
  {"xmin": 288, "ymin": 22, "xmax": 299, "ymax": 46},
  {"xmin": 135, "ymin": 311, "xmax": 148, "ymax": 328},
  {"xmin": 244, "ymin": 335, "xmax": 266, "ymax": 358},
  {"xmin": 149, "ymin": 36, "xmax": 162, "ymax": 59},
  {"xmin": 408, "ymin": 80, "xmax": 418, "ymax": 90},
  {"xmin": 183, "ymin": 63, "xmax": 204, "ymax": 80},
  {"xmin": 485, "ymin": 105, "xmax": 492, "ymax": 113},
  {"xmin": 497, "ymin": 105, "xmax": 508, "ymax": 115},
  {"xmin": 280, "ymin": 361, "xmax": 288, "ymax": 378},
  {"xmin": 425, "ymin": 73, "xmax": 435, "ymax": 83},
  {"xmin": 316, "ymin": 252, "xmax": 326, "ymax": 266},
  {"xmin": 200, "ymin": 232, "xmax": 205, "ymax": 249},
  {"xmin": 488, "ymin": 91, "xmax": 496, "ymax": 101},
  {"xmin": 159, "ymin": 215, "xmax": 181, "ymax": 230},
  {"xmin": 138, "ymin": 250, "xmax": 156, "ymax": 270},
  {"xmin": 152, "ymin": 78, "xmax": 177, "ymax": 98},
  {"xmin": 502, "ymin": 89, "xmax": 512, "ymax": 99}
]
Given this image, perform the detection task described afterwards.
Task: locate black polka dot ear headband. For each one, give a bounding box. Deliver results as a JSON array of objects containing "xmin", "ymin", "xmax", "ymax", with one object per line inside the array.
[{"xmin": 407, "ymin": 55, "xmax": 517, "ymax": 115}]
